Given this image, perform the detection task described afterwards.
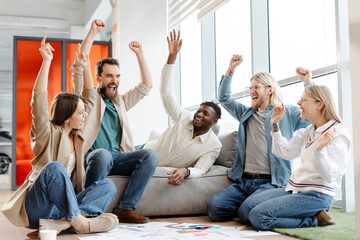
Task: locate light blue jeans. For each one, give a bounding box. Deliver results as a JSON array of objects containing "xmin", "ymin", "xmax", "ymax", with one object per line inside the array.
[
  {"xmin": 25, "ymin": 162, "xmax": 116, "ymax": 229},
  {"xmin": 206, "ymin": 177, "xmax": 275, "ymax": 222},
  {"xmin": 239, "ymin": 188, "xmax": 334, "ymax": 230},
  {"xmin": 84, "ymin": 148, "xmax": 159, "ymax": 211}
]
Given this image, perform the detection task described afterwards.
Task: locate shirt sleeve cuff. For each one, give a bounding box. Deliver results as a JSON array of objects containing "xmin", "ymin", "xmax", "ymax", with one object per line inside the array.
[
  {"xmin": 187, "ymin": 167, "xmax": 206, "ymax": 178},
  {"xmin": 304, "ymin": 82, "xmax": 315, "ymax": 87},
  {"xmin": 270, "ymin": 130, "xmax": 282, "ymax": 138},
  {"xmin": 222, "ymin": 75, "xmax": 232, "ymax": 81},
  {"xmin": 162, "ymin": 64, "xmax": 175, "ymax": 72}
]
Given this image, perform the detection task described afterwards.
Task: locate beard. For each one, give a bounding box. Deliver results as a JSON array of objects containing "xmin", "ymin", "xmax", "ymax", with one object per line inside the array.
[
  {"xmin": 99, "ymin": 85, "xmax": 118, "ymax": 100},
  {"xmin": 251, "ymin": 96, "xmax": 266, "ymax": 110},
  {"xmin": 193, "ymin": 124, "xmax": 209, "ymax": 132}
]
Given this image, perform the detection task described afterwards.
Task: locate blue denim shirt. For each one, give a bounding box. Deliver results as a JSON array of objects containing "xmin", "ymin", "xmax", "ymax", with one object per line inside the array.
[{"xmin": 219, "ymin": 75, "xmax": 310, "ymax": 187}]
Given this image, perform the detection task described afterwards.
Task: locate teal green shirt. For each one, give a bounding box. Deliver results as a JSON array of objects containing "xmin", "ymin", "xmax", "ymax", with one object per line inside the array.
[{"xmin": 89, "ymin": 97, "xmax": 122, "ymax": 152}]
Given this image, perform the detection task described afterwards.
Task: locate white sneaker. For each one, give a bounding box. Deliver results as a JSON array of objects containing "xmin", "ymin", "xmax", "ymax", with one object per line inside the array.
[{"xmin": 76, "ymin": 213, "xmax": 119, "ymax": 234}]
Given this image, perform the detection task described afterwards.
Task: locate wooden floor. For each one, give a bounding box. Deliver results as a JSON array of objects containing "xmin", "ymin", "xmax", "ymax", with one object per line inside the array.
[{"xmin": 0, "ymin": 174, "xmax": 299, "ymax": 240}]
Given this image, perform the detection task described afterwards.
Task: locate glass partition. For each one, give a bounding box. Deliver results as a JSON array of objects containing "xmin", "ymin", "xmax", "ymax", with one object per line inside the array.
[{"xmin": 13, "ymin": 37, "xmax": 110, "ymax": 188}]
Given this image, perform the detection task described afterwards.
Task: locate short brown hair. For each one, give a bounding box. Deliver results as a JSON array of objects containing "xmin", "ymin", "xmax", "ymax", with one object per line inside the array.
[
  {"xmin": 50, "ymin": 92, "xmax": 80, "ymax": 126},
  {"xmin": 95, "ymin": 58, "xmax": 120, "ymax": 77}
]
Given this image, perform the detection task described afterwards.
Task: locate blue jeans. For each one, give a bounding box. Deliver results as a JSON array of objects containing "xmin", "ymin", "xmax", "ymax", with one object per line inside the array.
[
  {"xmin": 84, "ymin": 148, "xmax": 158, "ymax": 211},
  {"xmin": 25, "ymin": 162, "xmax": 116, "ymax": 229},
  {"xmin": 206, "ymin": 177, "xmax": 275, "ymax": 221},
  {"xmin": 239, "ymin": 188, "xmax": 334, "ymax": 230}
]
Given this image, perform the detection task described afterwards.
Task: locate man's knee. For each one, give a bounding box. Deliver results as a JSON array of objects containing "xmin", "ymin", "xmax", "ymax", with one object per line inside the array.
[
  {"xmin": 206, "ymin": 194, "xmax": 225, "ymax": 221},
  {"xmin": 101, "ymin": 179, "xmax": 117, "ymax": 198},
  {"xmin": 86, "ymin": 149, "xmax": 113, "ymax": 167},
  {"xmin": 141, "ymin": 149, "xmax": 159, "ymax": 166},
  {"xmin": 238, "ymin": 199, "xmax": 252, "ymax": 224},
  {"xmin": 206, "ymin": 197, "xmax": 215, "ymax": 216}
]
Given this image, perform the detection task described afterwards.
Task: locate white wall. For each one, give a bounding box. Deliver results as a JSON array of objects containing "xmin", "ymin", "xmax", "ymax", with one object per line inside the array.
[
  {"xmin": 117, "ymin": 0, "xmax": 168, "ymax": 144},
  {"xmin": 348, "ymin": 0, "xmax": 360, "ymax": 238},
  {"xmin": 0, "ymin": 0, "xmax": 85, "ymax": 133}
]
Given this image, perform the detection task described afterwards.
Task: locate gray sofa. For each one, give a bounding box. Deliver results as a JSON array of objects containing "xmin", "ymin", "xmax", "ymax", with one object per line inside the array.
[{"xmin": 106, "ymin": 130, "xmax": 238, "ymax": 216}]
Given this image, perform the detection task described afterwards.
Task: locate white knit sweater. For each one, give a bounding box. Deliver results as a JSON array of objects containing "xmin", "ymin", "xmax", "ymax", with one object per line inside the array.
[{"xmin": 271, "ymin": 120, "xmax": 351, "ymax": 196}]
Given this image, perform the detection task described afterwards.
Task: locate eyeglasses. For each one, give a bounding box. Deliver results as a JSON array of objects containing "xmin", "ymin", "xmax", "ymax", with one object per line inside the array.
[
  {"xmin": 299, "ymin": 97, "xmax": 320, "ymax": 103},
  {"xmin": 246, "ymin": 84, "xmax": 270, "ymax": 91}
]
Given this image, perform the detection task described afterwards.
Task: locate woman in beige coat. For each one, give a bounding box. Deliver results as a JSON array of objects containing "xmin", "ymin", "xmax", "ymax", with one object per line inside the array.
[{"xmin": 2, "ymin": 37, "xmax": 118, "ymax": 234}]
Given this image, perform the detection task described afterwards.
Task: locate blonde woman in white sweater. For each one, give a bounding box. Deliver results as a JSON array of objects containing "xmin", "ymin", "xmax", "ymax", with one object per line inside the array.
[{"xmin": 238, "ymin": 71, "xmax": 351, "ymax": 230}]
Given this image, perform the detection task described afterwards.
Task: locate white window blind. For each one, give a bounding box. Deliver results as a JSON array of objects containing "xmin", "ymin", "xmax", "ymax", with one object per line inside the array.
[
  {"xmin": 168, "ymin": 0, "xmax": 230, "ymax": 29},
  {"xmin": 197, "ymin": 0, "xmax": 230, "ymax": 20}
]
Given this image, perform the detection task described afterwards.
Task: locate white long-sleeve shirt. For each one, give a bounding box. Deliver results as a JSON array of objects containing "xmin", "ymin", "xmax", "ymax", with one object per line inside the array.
[
  {"xmin": 271, "ymin": 120, "xmax": 351, "ymax": 196},
  {"xmin": 143, "ymin": 64, "xmax": 221, "ymax": 178}
]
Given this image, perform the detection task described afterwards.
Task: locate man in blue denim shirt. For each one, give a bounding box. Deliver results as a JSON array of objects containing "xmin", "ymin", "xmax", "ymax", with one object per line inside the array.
[{"xmin": 206, "ymin": 54, "xmax": 311, "ymax": 222}]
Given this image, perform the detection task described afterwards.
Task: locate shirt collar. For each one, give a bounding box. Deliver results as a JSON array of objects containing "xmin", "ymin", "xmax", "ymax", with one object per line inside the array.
[
  {"xmin": 315, "ymin": 119, "xmax": 336, "ymax": 133},
  {"xmin": 309, "ymin": 119, "xmax": 336, "ymax": 136},
  {"xmin": 187, "ymin": 123, "xmax": 213, "ymax": 143}
]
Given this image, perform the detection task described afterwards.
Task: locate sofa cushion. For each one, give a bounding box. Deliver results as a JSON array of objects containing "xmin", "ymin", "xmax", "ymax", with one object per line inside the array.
[
  {"xmin": 214, "ymin": 131, "xmax": 238, "ymax": 167},
  {"xmin": 106, "ymin": 165, "xmax": 232, "ymax": 216}
]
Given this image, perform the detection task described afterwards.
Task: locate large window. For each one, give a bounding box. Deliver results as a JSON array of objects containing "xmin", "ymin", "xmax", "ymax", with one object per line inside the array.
[
  {"xmin": 281, "ymin": 74, "xmax": 338, "ymax": 108},
  {"xmin": 180, "ymin": 14, "xmax": 202, "ymax": 107},
  {"xmin": 169, "ymin": 0, "xmax": 348, "ymax": 205},
  {"xmin": 215, "ymin": 0, "xmax": 252, "ymax": 94},
  {"xmin": 269, "ymin": 0, "xmax": 337, "ymax": 80}
]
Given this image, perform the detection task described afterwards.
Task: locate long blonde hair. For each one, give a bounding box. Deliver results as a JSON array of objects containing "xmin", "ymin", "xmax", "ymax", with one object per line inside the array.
[
  {"xmin": 304, "ymin": 85, "xmax": 343, "ymax": 124},
  {"xmin": 251, "ymin": 72, "xmax": 283, "ymax": 107}
]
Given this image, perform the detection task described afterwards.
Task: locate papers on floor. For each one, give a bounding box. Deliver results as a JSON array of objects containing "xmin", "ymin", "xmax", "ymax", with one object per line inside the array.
[{"xmin": 78, "ymin": 222, "xmax": 279, "ymax": 240}]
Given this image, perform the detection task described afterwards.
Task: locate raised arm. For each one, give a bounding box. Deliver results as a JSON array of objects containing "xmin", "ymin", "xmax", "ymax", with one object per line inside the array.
[
  {"xmin": 218, "ymin": 54, "xmax": 248, "ymax": 121},
  {"xmin": 72, "ymin": 20, "xmax": 105, "ymax": 95},
  {"xmin": 34, "ymin": 36, "xmax": 54, "ymax": 93},
  {"xmin": 166, "ymin": 29, "xmax": 182, "ymax": 64},
  {"xmin": 159, "ymin": 29, "xmax": 183, "ymax": 121},
  {"xmin": 74, "ymin": 44, "xmax": 96, "ymax": 116},
  {"xmin": 74, "ymin": 44, "xmax": 93, "ymax": 90},
  {"xmin": 30, "ymin": 36, "xmax": 54, "ymax": 150},
  {"xmin": 225, "ymin": 54, "xmax": 243, "ymax": 77},
  {"xmin": 129, "ymin": 41, "xmax": 153, "ymax": 89},
  {"xmin": 80, "ymin": 19, "xmax": 106, "ymax": 56},
  {"xmin": 296, "ymin": 66, "xmax": 312, "ymax": 86}
]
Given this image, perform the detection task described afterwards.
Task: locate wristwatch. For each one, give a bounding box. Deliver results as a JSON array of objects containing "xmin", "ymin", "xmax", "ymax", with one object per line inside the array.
[{"xmin": 185, "ymin": 168, "xmax": 190, "ymax": 178}]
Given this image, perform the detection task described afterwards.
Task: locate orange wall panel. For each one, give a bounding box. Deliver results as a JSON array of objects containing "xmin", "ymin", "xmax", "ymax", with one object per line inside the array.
[
  {"xmin": 16, "ymin": 40, "xmax": 62, "ymax": 161},
  {"xmin": 66, "ymin": 43, "xmax": 109, "ymax": 93},
  {"xmin": 14, "ymin": 38, "xmax": 110, "ymax": 187}
]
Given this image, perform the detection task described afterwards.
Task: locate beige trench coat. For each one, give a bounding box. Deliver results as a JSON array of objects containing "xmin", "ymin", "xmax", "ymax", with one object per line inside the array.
[{"xmin": 2, "ymin": 88, "xmax": 96, "ymax": 227}]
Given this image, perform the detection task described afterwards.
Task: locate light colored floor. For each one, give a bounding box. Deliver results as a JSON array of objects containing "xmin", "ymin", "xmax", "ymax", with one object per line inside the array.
[{"xmin": 0, "ymin": 173, "xmax": 299, "ymax": 240}]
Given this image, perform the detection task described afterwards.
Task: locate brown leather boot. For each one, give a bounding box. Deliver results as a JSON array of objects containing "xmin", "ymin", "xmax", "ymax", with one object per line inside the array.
[
  {"xmin": 315, "ymin": 210, "xmax": 335, "ymax": 226},
  {"xmin": 112, "ymin": 209, "xmax": 149, "ymax": 224}
]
